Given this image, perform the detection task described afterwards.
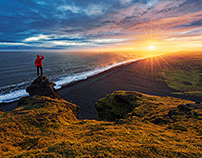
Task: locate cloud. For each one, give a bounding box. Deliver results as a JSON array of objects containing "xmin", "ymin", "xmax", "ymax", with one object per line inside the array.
[
  {"xmin": 24, "ymin": 34, "xmax": 50, "ymax": 42},
  {"xmin": 50, "ymin": 41, "xmax": 91, "ymax": 46},
  {"xmin": 146, "ymin": 0, "xmax": 159, "ymax": 8},
  {"xmin": 0, "ymin": 42, "xmax": 27, "ymax": 46},
  {"xmin": 119, "ymin": 0, "xmax": 133, "ymax": 6},
  {"xmin": 57, "ymin": 3, "xmax": 105, "ymax": 16},
  {"xmin": 88, "ymin": 38, "xmax": 128, "ymax": 44},
  {"xmin": 57, "ymin": 5, "xmax": 80, "ymax": 14},
  {"xmin": 35, "ymin": 0, "xmax": 47, "ymax": 5},
  {"xmin": 84, "ymin": 4, "xmax": 104, "ymax": 16},
  {"xmin": 0, "ymin": 0, "xmax": 201, "ymax": 50}
]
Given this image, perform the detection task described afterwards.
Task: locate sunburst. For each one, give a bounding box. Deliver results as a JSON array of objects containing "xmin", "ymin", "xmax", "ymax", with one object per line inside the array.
[{"xmin": 148, "ymin": 45, "xmax": 155, "ymax": 50}]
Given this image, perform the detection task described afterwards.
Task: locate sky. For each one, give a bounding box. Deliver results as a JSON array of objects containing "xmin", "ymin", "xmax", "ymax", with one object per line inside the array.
[{"xmin": 0, "ymin": 0, "xmax": 201, "ymax": 54}]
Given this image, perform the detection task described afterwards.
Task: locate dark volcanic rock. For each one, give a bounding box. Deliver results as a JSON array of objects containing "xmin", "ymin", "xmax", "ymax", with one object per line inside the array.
[
  {"xmin": 195, "ymin": 101, "xmax": 200, "ymax": 104},
  {"xmin": 177, "ymin": 104, "xmax": 191, "ymax": 113},
  {"xmin": 26, "ymin": 76, "xmax": 61, "ymax": 99}
]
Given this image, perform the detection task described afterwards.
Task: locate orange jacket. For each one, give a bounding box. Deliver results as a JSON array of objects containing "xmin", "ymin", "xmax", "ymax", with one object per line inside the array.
[{"xmin": 35, "ymin": 55, "xmax": 44, "ymax": 67}]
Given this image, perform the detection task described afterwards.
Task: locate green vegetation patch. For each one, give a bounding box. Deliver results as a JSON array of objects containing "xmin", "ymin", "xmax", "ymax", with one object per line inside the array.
[
  {"xmin": 161, "ymin": 52, "xmax": 202, "ymax": 97},
  {"xmin": 96, "ymin": 91, "xmax": 143, "ymax": 121},
  {"xmin": 96, "ymin": 90, "xmax": 201, "ymax": 134},
  {"xmin": 162, "ymin": 69, "xmax": 202, "ymax": 93}
]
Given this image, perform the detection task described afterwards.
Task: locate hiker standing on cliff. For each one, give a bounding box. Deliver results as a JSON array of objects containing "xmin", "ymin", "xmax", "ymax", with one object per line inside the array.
[{"xmin": 35, "ymin": 55, "xmax": 45, "ymax": 77}]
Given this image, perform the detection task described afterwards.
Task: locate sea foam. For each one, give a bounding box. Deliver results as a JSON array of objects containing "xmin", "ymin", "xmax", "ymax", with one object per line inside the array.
[
  {"xmin": 0, "ymin": 57, "xmax": 146, "ymax": 103},
  {"xmin": 0, "ymin": 89, "xmax": 28, "ymax": 103}
]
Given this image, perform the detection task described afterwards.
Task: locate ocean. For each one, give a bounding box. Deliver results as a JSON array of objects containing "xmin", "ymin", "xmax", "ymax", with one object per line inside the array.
[{"xmin": 0, "ymin": 51, "xmax": 141, "ymax": 103}]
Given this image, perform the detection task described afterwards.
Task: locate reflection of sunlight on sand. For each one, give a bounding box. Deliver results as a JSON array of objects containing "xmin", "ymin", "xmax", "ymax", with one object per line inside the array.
[
  {"xmin": 137, "ymin": 54, "xmax": 173, "ymax": 78},
  {"xmin": 143, "ymin": 58, "xmax": 149, "ymax": 70},
  {"xmin": 150, "ymin": 58, "xmax": 154, "ymax": 76},
  {"xmin": 159, "ymin": 56, "xmax": 173, "ymax": 68},
  {"xmin": 155, "ymin": 56, "xmax": 162, "ymax": 69}
]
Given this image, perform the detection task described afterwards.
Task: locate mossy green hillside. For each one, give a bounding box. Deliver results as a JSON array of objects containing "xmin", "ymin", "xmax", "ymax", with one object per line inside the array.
[
  {"xmin": 162, "ymin": 53, "xmax": 202, "ymax": 97},
  {"xmin": 127, "ymin": 52, "xmax": 202, "ymax": 98},
  {"xmin": 1, "ymin": 92, "xmax": 202, "ymax": 157},
  {"xmin": 96, "ymin": 91, "xmax": 201, "ymax": 134}
]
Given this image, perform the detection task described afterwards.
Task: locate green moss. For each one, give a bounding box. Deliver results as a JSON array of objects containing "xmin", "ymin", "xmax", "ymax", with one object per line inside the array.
[
  {"xmin": 160, "ymin": 53, "xmax": 202, "ymax": 98},
  {"xmin": 162, "ymin": 69, "xmax": 202, "ymax": 92},
  {"xmin": 96, "ymin": 91, "xmax": 144, "ymax": 120},
  {"xmin": 96, "ymin": 91, "xmax": 201, "ymax": 134}
]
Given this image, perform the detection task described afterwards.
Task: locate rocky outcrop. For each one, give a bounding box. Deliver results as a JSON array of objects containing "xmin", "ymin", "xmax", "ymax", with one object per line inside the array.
[
  {"xmin": 26, "ymin": 76, "xmax": 61, "ymax": 99},
  {"xmin": 148, "ymin": 102, "xmax": 202, "ymax": 125},
  {"xmin": 18, "ymin": 96, "xmax": 79, "ymax": 117},
  {"xmin": 23, "ymin": 76, "xmax": 79, "ymax": 116},
  {"xmin": 96, "ymin": 91, "xmax": 201, "ymax": 126},
  {"xmin": 96, "ymin": 91, "xmax": 143, "ymax": 121}
]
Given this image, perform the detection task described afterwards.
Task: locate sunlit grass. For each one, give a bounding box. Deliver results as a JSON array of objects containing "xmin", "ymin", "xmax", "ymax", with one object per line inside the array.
[
  {"xmin": 163, "ymin": 70, "xmax": 202, "ymax": 91},
  {"xmin": 1, "ymin": 92, "xmax": 201, "ymax": 157}
]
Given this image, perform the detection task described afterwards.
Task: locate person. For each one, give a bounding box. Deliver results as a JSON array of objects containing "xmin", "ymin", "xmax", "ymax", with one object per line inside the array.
[{"xmin": 35, "ymin": 55, "xmax": 45, "ymax": 77}]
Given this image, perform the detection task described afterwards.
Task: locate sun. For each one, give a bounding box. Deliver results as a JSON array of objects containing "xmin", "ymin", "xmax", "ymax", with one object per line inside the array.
[{"xmin": 149, "ymin": 45, "xmax": 155, "ymax": 50}]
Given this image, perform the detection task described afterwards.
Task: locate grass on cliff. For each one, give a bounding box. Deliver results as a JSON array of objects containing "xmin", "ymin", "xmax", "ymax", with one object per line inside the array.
[
  {"xmin": 162, "ymin": 52, "xmax": 202, "ymax": 97},
  {"xmin": 1, "ymin": 91, "xmax": 202, "ymax": 157},
  {"xmin": 96, "ymin": 91, "xmax": 201, "ymax": 134},
  {"xmin": 130, "ymin": 52, "xmax": 202, "ymax": 98}
]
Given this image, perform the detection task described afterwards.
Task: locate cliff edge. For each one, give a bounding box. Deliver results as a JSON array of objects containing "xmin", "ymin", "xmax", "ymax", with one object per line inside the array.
[{"xmin": 26, "ymin": 75, "xmax": 61, "ymax": 99}]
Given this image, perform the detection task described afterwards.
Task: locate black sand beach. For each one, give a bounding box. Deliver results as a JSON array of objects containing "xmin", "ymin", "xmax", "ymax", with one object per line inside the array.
[
  {"xmin": 0, "ymin": 57, "xmax": 177, "ymax": 119},
  {"xmin": 59, "ymin": 58, "xmax": 174, "ymax": 119}
]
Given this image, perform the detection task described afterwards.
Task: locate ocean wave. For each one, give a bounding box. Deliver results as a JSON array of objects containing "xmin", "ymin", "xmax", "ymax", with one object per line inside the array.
[
  {"xmin": 0, "ymin": 89, "xmax": 28, "ymax": 103},
  {"xmin": 0, "ymin": 80, "xmax": 31, "ymax": 91},
  {"xmin": 54, "ymin": 58, "xmax": 145, "ymax": 89},
  {"xmin": 0, "ymin": 57, "xmax": 146, "ymax": 103}
]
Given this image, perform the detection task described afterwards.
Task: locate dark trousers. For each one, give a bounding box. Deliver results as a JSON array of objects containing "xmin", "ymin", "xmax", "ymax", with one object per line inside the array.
[{"xmin": 37, "ymin": 66, "xmax": 43, "ymax": 76}]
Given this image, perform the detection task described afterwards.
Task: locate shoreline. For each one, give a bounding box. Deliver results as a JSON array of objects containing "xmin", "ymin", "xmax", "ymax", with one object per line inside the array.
[
  {"xmin": 0, "ymin": 57, "xmax": 148, "ymax": 107},
  {"xmin": 60, "ymin": 57, "xmax": 147, "ymax": 90},
  {"xmin": 0, "ymin": 56, "xmax": 153, "ymax": 113},
  {"xmin": 0, "ymin": 55, "xmax": 200, "ymax": 119},
  {"xmin": 0, "ymin": 56, "xmax": 147, "ymax": 104}
]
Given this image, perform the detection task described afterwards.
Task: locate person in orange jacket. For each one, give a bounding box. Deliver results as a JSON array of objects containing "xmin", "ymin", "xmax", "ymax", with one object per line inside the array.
[{"xmin": 35, "ymin": 55, "xmax": 45, "ymax": 76}]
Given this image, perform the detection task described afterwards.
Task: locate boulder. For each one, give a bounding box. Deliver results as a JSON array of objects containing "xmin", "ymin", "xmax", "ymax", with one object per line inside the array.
[
  {"xmin": 195, "ymin": 101, "xmax": 200, "ymax": 104},
  {"xmin": 96, "ymin": 91, "xmax": 142, "ymax": 121},
  {"xmin": 177, "ymin": 104, "xmax": 191, "ymax": 112},
  {"xmin": 26, "ymin": 76, "xmax": 61, "ymax": 99}
]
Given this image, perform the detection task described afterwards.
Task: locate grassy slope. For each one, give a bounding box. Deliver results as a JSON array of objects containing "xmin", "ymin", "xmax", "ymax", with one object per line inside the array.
[
  {"xmin": 128, "ymin": 52, "xmax": 202, "ymax": 99},
  {"xmin": 1, "ymin": 92, "xmax": 201, "ymax": 157},
  {"xmin": 162, "ymin": 52, "xmax": 202, "ymax": 97}
]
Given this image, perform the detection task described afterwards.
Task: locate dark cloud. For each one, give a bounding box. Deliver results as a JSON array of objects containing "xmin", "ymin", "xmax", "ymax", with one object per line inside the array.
[{"xmin": 0, "ymin": 0, "xmax": 201, "ymax": 50}]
